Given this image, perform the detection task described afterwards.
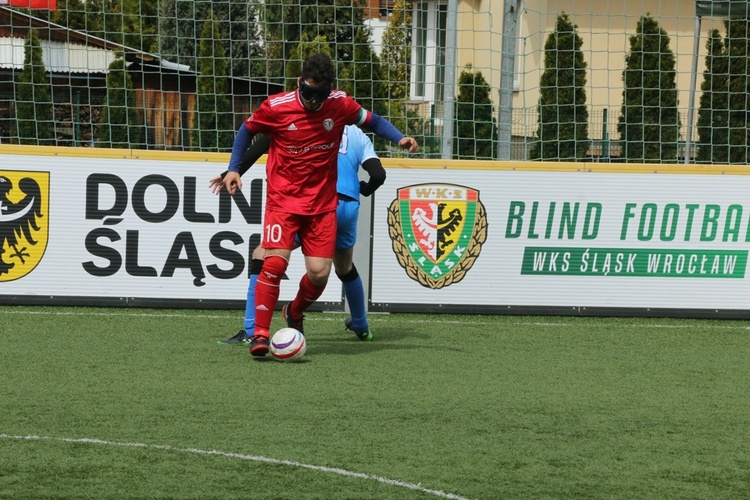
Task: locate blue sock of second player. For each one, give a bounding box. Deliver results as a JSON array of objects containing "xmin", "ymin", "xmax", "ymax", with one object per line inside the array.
[
  {"xmin": 244, "ymin": 258, "xmax": 264, "ymax": 335},
  {"xmin": 343, "ymin": 275, "xmax": 368, "ymax": 331},
  {"xmin": 244, "ymin": 274, "xmax": 258, "ymax": 334}
]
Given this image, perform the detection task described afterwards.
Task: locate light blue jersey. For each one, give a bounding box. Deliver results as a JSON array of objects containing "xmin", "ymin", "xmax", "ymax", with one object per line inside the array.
[
  {"xmin": 336, "ymin": 125, "xmax": 379, "ymax": 201},
  {"xmin": 335, "ymin": 125, "xmax": 378, "ymax": 250}
]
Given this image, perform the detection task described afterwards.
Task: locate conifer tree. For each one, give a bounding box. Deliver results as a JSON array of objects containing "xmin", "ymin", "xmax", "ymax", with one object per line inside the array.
[
  {"xmin": 16, "ymin": 29, "xmax": 55, "ymax": 146},
  {"xmin": 192, "ymin": 11, "xmax": 234, "ymax": 151},
  {"xmin": 159, "ymin": 0, "xmax": 262, "ymax": 79},
  {"xmin": 617, "ymin": 15, "xmax": 680, "ymax": 163},
  {"xmin": 454, "ymin": 65, "xmax": 496, "ymax": 159},
  {"xmin": 530, "ymin": 13, "xmax": 589, "ymax": 161},
  {"xmin": 261, "ymin": 0, "xmax": 368, "ymax": 83},
  {"xmin": 50, "ymin": 0, "xmax": 88, "ymax": 30},
  {"xmin": 380, "ymin": 0, "xmax": 412, "ymax": 101},
  {"xmin": 337, "ymin": 27, "xmax": 386, "ymax": 117},
  {"xmin": 697, "ymin": 29, "xmax": 729, "ymax": 163},
  {"xmin": 98, "ymin": 51, "xmax": 140, "ymax": 148},
  {"xmin": 84, "ymin": 0, "xmax": 127, "ymax": 46},
  {"xmin": 724, "ymin": 18, "xmax": 750, "ymax": 164}
]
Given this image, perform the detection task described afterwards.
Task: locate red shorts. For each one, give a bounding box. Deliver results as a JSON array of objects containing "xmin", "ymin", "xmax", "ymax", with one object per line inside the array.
[{"xmin": 262, "ymin": 209, "xmax": 337, "ymax": 258}]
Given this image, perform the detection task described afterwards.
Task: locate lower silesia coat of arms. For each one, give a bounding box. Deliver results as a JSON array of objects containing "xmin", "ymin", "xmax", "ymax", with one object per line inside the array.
[
  {"xmin": 387, "ymin": 183, "xmax": 487, "ymax": 289},
  {"xmin": 0, "ymin": 171, "xmax": 49, "ymax": 282}
]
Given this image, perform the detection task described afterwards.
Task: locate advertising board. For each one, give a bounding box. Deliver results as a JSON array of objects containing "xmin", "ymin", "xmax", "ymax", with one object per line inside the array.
[
  {"xmin": 370, "ymin": 163, "xmax": 750, "ymax": 317},
  {"xmin": 0, "ymin": 149, "xmax": 343, "ymax": 309},
  {"xmin": 5, "ymin": 148, "xmax": 750, "ymax": 318}
]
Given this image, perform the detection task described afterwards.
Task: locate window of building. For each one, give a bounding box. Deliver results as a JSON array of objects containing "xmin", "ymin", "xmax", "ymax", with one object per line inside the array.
[{"xmin": 379, "ymin": 0, "xmax": 396, "ymax": 17}]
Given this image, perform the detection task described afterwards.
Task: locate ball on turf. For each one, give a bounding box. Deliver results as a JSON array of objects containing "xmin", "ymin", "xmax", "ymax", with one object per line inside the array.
[{"xmin": 270, "ymin": 327, "xmax": 306, "ymax": 362}]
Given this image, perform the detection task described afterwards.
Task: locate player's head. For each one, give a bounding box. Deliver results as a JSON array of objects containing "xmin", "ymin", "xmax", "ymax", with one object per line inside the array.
[{"xmin": 298, "ymin": 53, "xmax": 335, "ymax": 112}]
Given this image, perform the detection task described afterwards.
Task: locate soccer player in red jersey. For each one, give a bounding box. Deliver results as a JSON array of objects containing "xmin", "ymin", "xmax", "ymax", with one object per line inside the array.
[{"xmin": 222, "ymin": 53, "xmax": 418, "ymax": 356}]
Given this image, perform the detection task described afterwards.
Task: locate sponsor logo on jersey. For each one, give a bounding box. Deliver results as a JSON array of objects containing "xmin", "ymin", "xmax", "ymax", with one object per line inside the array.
[{"xmin": 387, "ymin": 183, "xmax": 487, "ymax": 289}]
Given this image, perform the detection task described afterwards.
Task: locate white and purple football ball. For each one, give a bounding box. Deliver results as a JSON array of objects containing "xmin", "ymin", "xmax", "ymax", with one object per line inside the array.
[{"xmin": 270, "ymin": 328, "xmax": 306, "ymax": 362}]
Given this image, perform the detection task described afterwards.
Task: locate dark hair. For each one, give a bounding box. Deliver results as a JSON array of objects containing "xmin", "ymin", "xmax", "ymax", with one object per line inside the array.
[{"xmin": 301, "ymin": 53, "xmax": 335, "ymax": 86}]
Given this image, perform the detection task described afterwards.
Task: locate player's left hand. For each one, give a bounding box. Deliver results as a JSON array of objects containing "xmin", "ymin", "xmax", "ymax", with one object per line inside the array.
[
  {"xmin": 399, "ymin": 136, "xmax": 419, "ymax": 153},
  {"xmin": 223, "ymin": 171, "xmax": 242, "ymax": 195}
]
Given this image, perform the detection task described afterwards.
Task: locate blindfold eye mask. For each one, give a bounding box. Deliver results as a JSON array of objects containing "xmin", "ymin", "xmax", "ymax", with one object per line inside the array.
[{"xmin": 299, "ymin": 80, "xmax": 332, "ymax": 102}]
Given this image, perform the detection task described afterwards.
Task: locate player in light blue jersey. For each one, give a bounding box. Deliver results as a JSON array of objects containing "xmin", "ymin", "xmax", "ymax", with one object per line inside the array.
[{"xmin": 210, "ymin": 125, "xmax": 385, "ymax": 344}]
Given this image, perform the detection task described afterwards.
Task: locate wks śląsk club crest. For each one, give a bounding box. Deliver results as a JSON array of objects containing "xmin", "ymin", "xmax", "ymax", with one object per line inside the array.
[
  {"xmin": 0, "ymin": 171, "xmax": 48, "ymax": 282},
  {"xmin": 387, "ymin": 183, "xmax": 487, "ymax": 289}
]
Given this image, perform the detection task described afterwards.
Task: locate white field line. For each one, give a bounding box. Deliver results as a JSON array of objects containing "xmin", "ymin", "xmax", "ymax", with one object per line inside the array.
[
  {"xmin": 0, "ymin": 309, "xmax": 748, "ymax": 329},
  {"xmin": 0, "ymin": 434, "xmax": 470, "ymax": 500}
]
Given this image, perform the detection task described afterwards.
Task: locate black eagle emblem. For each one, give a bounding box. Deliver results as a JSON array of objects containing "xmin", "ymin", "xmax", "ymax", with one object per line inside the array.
[
  {"xmin": 0, "ymin": 175, "xmax": 44, "ymax": 276},
  {"xmin": 436, "ymin": 202, "xmax": 463, "ymax": 259}
]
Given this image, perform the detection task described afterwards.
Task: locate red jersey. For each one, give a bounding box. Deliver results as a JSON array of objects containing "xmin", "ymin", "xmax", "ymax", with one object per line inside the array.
[{"xmin": 243, "ymin": 89, "xmax": 369, "ymax": 215}]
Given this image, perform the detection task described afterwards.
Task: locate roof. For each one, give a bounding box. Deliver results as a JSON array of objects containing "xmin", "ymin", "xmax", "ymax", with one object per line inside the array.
[
  {"xmin": 0, "ymin": 36, "xmax": 118, "ymax": 73},
  {"xmin": 0, "ymin": 5, "xmax": 283, "ymax": 97},
  {"xmin": 0, "ymin": 6, "xmax": 192, "ymax": 75}
]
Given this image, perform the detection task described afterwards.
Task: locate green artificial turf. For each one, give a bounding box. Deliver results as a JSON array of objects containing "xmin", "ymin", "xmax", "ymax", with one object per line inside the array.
[{"xmin": 1, "ymin": 306, "xmax": 749, "ymax": 498}]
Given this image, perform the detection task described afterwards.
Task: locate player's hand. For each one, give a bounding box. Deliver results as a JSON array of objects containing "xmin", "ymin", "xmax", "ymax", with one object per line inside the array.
[
  {"xmin": 209, "ymin": 174, "xmax": 225, "ymax": 195},
  {"xmin": 399, "ymin": 136, "xmax": 419, "ymax": 153},
  {"xmin": 223, "ymin": 171, "xmax": 242, "ymax": 195}
]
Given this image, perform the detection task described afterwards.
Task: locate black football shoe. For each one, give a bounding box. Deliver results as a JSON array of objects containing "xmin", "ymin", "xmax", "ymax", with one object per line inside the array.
[
  {"xmin": 217, "ymin": 330, "xmax": 252, "ymax": 346},
  {"xmin": 281, "ymin": 303, "xmax": 305, "ymax": 334}
]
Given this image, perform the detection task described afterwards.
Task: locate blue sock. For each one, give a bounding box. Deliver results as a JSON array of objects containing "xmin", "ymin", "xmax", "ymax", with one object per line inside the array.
[
  {"xmin": 343, "ymin": 275, "xmax": 368, "ymax": 331},
  {"xmin": 244, "ymin": 274, "xmax": 258, "ymax": 333}
]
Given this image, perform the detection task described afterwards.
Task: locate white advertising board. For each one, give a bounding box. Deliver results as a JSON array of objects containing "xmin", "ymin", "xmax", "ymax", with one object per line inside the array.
[
  {"xmin": 0, "ymin": 151, "xmax": 343, "ymax": 308},
  {"xmin": 370, "ymin": 165, "xmax": 750, "ymax": 316}
]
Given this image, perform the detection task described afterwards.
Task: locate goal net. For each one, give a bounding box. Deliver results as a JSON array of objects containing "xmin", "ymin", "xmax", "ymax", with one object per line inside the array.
[{"xmin": 0, "ymin": 0, "xmax": 744, "ymax": 163}]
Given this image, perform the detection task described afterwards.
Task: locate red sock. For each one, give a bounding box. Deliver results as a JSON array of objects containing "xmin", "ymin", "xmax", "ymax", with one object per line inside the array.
[
  {"xmin": 290, "ymin": 274, "xmax": 327, "ymax": 318},
  {"xmin": 255, "ymin": 255, "xmax": 288, "ymax": 335}
]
